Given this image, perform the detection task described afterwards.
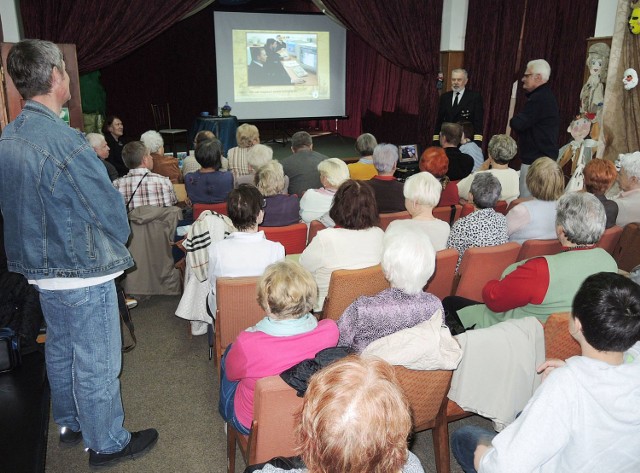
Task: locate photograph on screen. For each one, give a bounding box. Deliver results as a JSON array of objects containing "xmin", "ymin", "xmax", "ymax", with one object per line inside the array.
[{"xmin": 398, "ymin": 144, "xmax": 419, "ymax": 164}]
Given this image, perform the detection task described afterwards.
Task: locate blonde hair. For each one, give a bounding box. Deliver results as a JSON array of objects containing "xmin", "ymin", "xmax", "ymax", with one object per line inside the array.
[
  {"xmin": 247, "ymin": 144, "xmax": 273, "ymax": 170},
  {"xmin": 526, "ymin": 157, "xmax": 564, "ymax": 201},
  {"xmin": 257, "ymin": 261, "xmax": 317, "ymax": 320},
  {"xmin": 236, "ymin": 123, "xmax": 260, "ymax": 148},
  {"xmin": 318, "ymin": 158, "xmax": 349, "ymax": 188},
  {"xmin": 255, "ymin": 160, "xmax": 285, "ymax": 196},
  {"xmin": 297, "ymin": 355, "xmax": 411, "ymax": 473}
]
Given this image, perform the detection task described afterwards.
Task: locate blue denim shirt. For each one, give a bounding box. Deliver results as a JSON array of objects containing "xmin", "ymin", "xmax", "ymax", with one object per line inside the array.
[{"xmin": 0, "ymin": 100, "xmax": 133, "ymax": 279}]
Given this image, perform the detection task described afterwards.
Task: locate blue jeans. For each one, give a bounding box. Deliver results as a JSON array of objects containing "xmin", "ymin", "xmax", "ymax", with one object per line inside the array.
[
  {"xmin": 219, "ymin": 345, "xmax": 250, "ymax": 435},
  {"xmin": 37, "ymin": 280, "xmax": 131, "ymax": 453},
  {"xmin": 451, "ymin": 425, "xmax": 497, "ymax": 473}
]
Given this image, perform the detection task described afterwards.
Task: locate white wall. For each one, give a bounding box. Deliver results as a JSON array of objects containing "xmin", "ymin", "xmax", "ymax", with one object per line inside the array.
[
  {"xmin": 594, "ymin": 0, "xmax": 617, "ymax": 37},
  {"xmin": 0, "ymin": 0, "xmax": 23, "ymax": 42}
]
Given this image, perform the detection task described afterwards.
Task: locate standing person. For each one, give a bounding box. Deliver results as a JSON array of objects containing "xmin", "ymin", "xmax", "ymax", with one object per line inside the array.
[
  {"xmin": 433, "ymin": 69, "xmax": 484, "ymax": 146},
  {"xmin": 0, "ymin": 40, "xmax": 157, "ymax": 467},
  {"xmin": 103, "ymin": 114, "xmax": 128, "ymax": 176},
  {"xmin": 281, "ymin": 131, "xmax": 329, "ymax": 196},
  {"xmin": 510, "ymin": 59, "xmax": 560, "ymax": 198}
]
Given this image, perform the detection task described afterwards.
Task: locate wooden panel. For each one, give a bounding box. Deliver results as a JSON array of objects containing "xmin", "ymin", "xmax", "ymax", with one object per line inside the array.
[{"xmin": 439, "ymin": 51, "xmax": 465, "ymax": 94}]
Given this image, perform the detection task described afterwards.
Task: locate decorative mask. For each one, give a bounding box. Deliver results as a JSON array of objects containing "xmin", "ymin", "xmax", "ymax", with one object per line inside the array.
[
  {"xmin": 623, "ymin": 68, "xmax": 638, "ymax": 90},
  {"xmin": 629, "ymin": 6, "xmax": 640, "ymax": 34}
]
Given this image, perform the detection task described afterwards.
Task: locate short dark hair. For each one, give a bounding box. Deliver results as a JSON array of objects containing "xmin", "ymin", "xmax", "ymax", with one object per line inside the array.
[
  {"xmin": 572, "ymin": 272, "xmax": 640, "ymax": 352},
  {"xmin": 194, "ymin": 130, "xmax": 215, "ymax": 147},
  {"xmin": 251, "ymin": 47, "xmax": 265, "ymax": 61},
  {"xmin": 103, "ymin": 115, "xmax": 121, "ymax": 135},
  {"xmin": 440, "ymin": 123, "xmax": 462, "ymax": 146},
  {"xmin": 291, "ymin": 131, "xmax": 313, "ymax": 151},
  {"xmin": 195, "ymin": 139, "xmax": 223, "ymax": 170},
  {"xmin": 329, "ymin": 180, "xmax": 379, "ymax": 230},
  {"xmin": 227, "ymin": 184, "xmax": 263, "ymax": 231},
  {"xmin": 458, "ymin": 121, "xmax": 474, "ymax": 141}
]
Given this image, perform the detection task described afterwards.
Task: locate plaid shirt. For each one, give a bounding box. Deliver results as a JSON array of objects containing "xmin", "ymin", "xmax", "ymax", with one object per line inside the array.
[{"xmin": 113, "ymin": 168, "xmax": 177, "ymax": 211}]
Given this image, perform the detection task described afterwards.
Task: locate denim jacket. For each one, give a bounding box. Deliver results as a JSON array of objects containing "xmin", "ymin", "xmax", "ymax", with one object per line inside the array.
[{"xmin": 0, "ymin": 100, "xmax": 133, "ymax": 279}]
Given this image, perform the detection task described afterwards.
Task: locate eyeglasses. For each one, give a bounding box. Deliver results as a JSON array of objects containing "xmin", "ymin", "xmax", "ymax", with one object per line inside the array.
[
  {"xmin": 261, "ymin": 198, "xmax": 267, "ymax": 209},
  {"xmin": 523, "ymin": 73, "xmax": 534, "ymax": 78}
]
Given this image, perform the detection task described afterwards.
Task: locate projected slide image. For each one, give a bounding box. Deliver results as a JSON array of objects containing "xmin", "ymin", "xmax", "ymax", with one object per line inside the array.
[{"xmin": 233, "ymin": 30, "xmax": 329, "ymax": 103}]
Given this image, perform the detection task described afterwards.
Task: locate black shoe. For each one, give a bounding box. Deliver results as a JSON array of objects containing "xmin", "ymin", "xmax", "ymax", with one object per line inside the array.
[
  {"xmin": 60, "ymin": 427, "xmax": 83, "ymax": 445},
  {"xmin": 88, "ymin": 429, "xmax": 158, "ymax": 468}
]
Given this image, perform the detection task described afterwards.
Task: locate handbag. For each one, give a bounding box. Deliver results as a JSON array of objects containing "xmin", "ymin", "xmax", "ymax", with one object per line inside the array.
[{"xmin": 0, "ymin": 327, "xmax": 22, "ymax": 373}]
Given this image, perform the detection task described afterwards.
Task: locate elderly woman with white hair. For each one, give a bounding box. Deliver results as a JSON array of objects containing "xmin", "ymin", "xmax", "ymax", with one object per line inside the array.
[
  {"xmin": 140, "ymin": 130, "xmax": 182, "ymax": 183},
  {"xmin": 368, "ymin": 143, "xmax": 406, "ymax": 213},
  {"xmin": 337, "ymin": 227, "xmax": 443, "ymax": 353},
  {"xmin": 443, "ymin": 192, "xmax": 618, "ymax": 333},
  {"xmin": 385, "ymin": 172, "xmax": 451, "ymax": 250},
  {"xmin": 612, "ymin": 151, "xmax": 640, "ymax": 227},
  {"xmin": 299, "ymin": 158, "xmax": 349, "ymax": 223},
  {"xmin": 255, "ymin": 160, "xmax": 300, "ymax": 227}
]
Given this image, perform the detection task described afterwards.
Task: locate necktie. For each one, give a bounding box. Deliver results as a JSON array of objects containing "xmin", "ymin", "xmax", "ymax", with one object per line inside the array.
[{"xmin": 453, "ymin": 92, "xmax": 460, "ymax": 107}]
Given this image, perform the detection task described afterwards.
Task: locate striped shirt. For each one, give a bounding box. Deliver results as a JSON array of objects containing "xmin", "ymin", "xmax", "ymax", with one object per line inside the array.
[{"xmin": 113, "ymin": 168, "xmax": 177, "ymax": 211}]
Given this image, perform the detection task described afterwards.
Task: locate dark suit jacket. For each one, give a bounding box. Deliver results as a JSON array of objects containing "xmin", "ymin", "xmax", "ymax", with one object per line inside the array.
[
  {"xmin": 444, "ymin": 147, "xmax": 474, "ymax": 181},
  {"xmin": 434, "ymin": 89, "xmax": 484, "ymax": 144}
]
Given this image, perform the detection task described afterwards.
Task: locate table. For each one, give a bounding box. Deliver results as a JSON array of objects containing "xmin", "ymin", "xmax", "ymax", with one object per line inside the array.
[{"xmin": 189, "ymin": 116, "xmax": 238, "ymax": 154}]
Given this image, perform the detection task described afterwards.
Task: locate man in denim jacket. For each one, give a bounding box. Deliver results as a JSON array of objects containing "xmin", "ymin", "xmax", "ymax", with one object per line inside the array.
[{"xmin": 0, "ymin": 40, "xmax": 158, "ymax": 468}]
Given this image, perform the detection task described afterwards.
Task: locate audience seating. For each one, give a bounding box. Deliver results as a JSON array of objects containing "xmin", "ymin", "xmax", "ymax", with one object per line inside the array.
[
  {"xmin": 596, "ymin": 225, "xmax": 623, "ymax": 255},
  {"xmin": 173, "ymin": 183, "xmax": 187, "ymax": 203},
  {"xmin": 306, "ymin": 220, "xmax": 326, "ymax": 245},
  {"xmin": 613, "ymin": 222, "xmax": 640, "ymax": 272},
  {"xmin": 259, "ymin": 223, "xmax": 307, "ymax": 255},
  {"xmin": 214, "ymin": 276, "xmax": 264, "ymax": 371},
  {"xmin": 506, "ymin": 197, "xmax": 528, "ymax": 213},
  {"xmin": 227, "ymin": 375, "xmax": 302, "ymax": 473},
  {"xmin": 494, "ymin": 200, "xmax": 509, "ymax": 215},
  {"xmin": 394, "ymin": 367, "xmax": 453, "ymax": 473},
  {"xmin": 424, "ymin": 249, "xmax": 459, "ymax": 300},
  {"xmin": 321, "ymin": 264, "xmax": 390, "ymax": 321},
  {"xmin": 453, "ymin": 242, "xmax": 521, "ymax": 301},
  {"xmin": 377, "ymin": 210, "xmax": 411, "ymax": 230},
  {"xmin": 543, "ymin": 312, "xmax": 581, "ymax": 360},
  {"xmin": 193, "ymin": 202, "xmax": 228, "ymax": 220},
  {"xmin": 517, "ymin": 238, "xmax": 563, "ymax": 261},
  {"xmin": 459, "ymin": 200, "xmax": 507, "ymax": 219},
  {"xmin": 433, "ymin": 204, "xmax": 462, "ymax": 225}
]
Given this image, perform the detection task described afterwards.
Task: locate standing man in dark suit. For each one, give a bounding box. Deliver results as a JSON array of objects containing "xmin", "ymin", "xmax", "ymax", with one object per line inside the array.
[{"xmin": 433, "ymin": 69, "xmax": 484, "ymax": 146}]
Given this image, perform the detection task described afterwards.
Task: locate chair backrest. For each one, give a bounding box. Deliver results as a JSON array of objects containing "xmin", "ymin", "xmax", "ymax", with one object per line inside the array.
[
  {"xmin": 454, "ymin": 242, "xmax": 521, "ymax": 300},
  {"xmin": 517, "ymin": 238, "xmax": 563, "ymax": 261},
  {"xmin": 215, "ymin": 276, "xmax": 264, "ymax": 369},
  {"xmin": 377, "ymin": 211, "xmax": 411, "ymax": 231},
  {"xmin": 433, "ymin": 204, "xmax": 462, "ymax": 225},
  {"xmin": 151, "ymin": 103, "xmax": 172, "ymax": 130},
  {"xmin": 424, "ymin": 248, "xmax": 459, "ymax": 300},
  {"xmin": 260, "ymin": 223, "xmax": 307, "ymax": 255},
  {"xmin": 193, "ymin": 202, "xmax": 228, "ymax": 220},
  {"xmin": 544, "ymin": 312, "xmax": 581, "ymax": 360},
  {"xmin": 322, "ymin": 265, "xmax": 390, "ymax": 321},
  {"xmin": 248, "ymin": 376, "xmax": 303, "ymax": 465},
  {"xmin": 173, "ymin": 183, "xmax": 187, "ymax": 203},
  {"xmin": 613, "ymin": 222, "xmax": 640, "ymax": 272},
  {"xmin": 596, "ymin": 225, "xmax": 623, "ymax": 255},
  {"xmin": 506, "ymin": 197, "xmax": 527, "ymax": 213},
  {"xmin": 307, "ymin": 220, "xmax": 326, "ymax": 246},
  {"xmin": 461, "ymin": 201, "xmax": 508, "ymax": 219}
]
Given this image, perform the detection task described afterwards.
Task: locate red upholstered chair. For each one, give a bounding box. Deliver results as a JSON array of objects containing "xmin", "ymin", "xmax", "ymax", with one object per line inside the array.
[
  {"xmin": 543, "ymin": 312, "xmax": 581, "ymax": 360},
  {"xmin": 433, "ymin": 205, "xmax": 462, "ymax": 225},
  {"xmin": 306, "ymin": 220, "xmax": 326, "ymax": 246},
  {"xmin": 506, "ymin": 197, "xmax": 528, "ymax": 213},
  {"xmin": 517, "ymin": 238, "xmax": 563, "ymax": 261},
  {"xmin": 193, "ymin": 202, "xmax": 227, "ymax": 220},
  {"xmin": 424, "ymin": 248, "xmax": 459, "ymax": 300},
  {"xmin": 613, "ymin": 222, "xmax": 640, "ymax": 272},
  {"xmin": 596, "ymin": 225, "xmax": 623, "ymax": 255},
  {"xmin": 259, "ymin": 223, "xmax": 307, "ymax": 255},
  {"xmin": 461, "ymin": 201, "xmax": 508, "ymax": 218},
  {"xmin": 453, "ymin": 242, "xmax": 521, "ymax": 301},
  {"xmin": 377, "ymin": 211, "xmax": 411, "ymax": 230}
]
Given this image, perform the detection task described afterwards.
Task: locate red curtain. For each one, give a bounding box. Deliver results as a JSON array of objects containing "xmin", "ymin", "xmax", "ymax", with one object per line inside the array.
[{"xmin": 20, "ymin": 0, "xmax": 203, "ymax": 73}]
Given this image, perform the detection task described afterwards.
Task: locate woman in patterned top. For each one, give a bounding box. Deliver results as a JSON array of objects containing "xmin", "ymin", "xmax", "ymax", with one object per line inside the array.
[{"xmin": 337, "ymin": 227, "xmax": 442, "ymax": 353}]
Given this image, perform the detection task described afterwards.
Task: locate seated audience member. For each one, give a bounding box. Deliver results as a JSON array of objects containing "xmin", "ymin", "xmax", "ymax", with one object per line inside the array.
[
  {"xmin": 338, "ymin": 228, "xmax": 442, "ymax": 353},
  {"xmin": 184, "ymin": 139, "xmax": 233, "ymax": 204},
  {"xmin": 87, "ymin": 132, "xmax": 118, "ymax": 181},
  {"xmin": 248, "ymin": 356, "xmax": 425, "ymax": 473},
  {"xmin": 444, "ymin": 192, "xmax": 618, "ymax": 332},
  {"xmin": 385, "ymin": 172, "xmax": 451, "ymax": 251},
  {"xmin": 447, "ymin": 173, "xmax": 508, "ymax": 270},
  {"xmin": 506, "ymin": 157, "xmax": 564, "ymax": 243},
  {"xmin": 457, "ymin": 134, "xmax": 520, "ymax": 204},
  {"xmin": 612, "ymin": 150, "xmax": 640, "ymax": 226},
  {"xmin": 103, "ymin": 115, "xmax": 128, "ymax": 176},
  {"xmin": 182, "ymin": 130, "xmax": 213, "ymax": 177},
  {"xmin": 228, "ymin": 123, "xmax": 260, "ymax": 179},
  {"xmin": 255, "ymin": 161, "xmax": 300, "ymax": 227},
  {"xmin": 452, "ymin": 272, "xmax": 640, "ymax": 473},
  {"xmin": 113, "ymin": 141, "xmax": 177, "ymax": 211},
  {"xmin": 419, "ymin": 146, "xmax": 459, "ymax": 206},
  {"xmin": 459, "ymin": 121, "xmax": 484, "ymax": 172},
  {"xmin": 281, "ymin": 131, "xmax": 330, "ymax": 197},
  {"xmin": 300, "ymin": 180, "xmax": 384, "ymax": 311},
  {"xmin": 234, "ymin": 144, "xmax": 289, "ymax": 192},
  {"xmin": 141, "ymin": 130, "xmax": 182, "ymax": 184},
  {"xmin": 299, "ymin": 158, "xmax": 350, "ymax": 223},
  {"xmin": 583, "ymin": 158, "xmax": 618, "ymax": 228},
  {"xmin": 348, "ymin": 133, "xmax": 378, "ymax": 180},
  {"xmin": 219, "ymin": 260, "xmax": 339, "ymax": 435},
  {"xmin": 367, "ymin": 143, "xmax": 406, "ymax": 213},
  {"xmin": 439, "ymin": 122, "xmax": 474, "ymax": 181}
]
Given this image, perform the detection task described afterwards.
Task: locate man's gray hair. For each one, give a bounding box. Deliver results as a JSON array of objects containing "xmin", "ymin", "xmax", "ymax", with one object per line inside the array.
[
  {"xmin": 382, "ymin": 226, "xmax": 436, "ymax": 294},
  {"xmin": 619, "ymin": 151, "xmax": 640, "ymax": 180},
  {"xmin": 556, "ymin": 192, "xmax": 606, "ymax": 245},
  {"xmin": 355, "ymin": 133, "xmax": 378, "ymax": 156},
  {"xmin": 122, "ymin": 141, "xmax": 148, "ymax": 169},
  {"xmin": 470, "ymin": 173, "xmax": 501, "ymax": 209},
  {"xmin": 372, "ymin": 143, "xmax": 399, "ymax": 173},
  {"xmin": 487, "ymin": 134, "xmax": 517, "ymax": 164},
  {"xmin": 140, "ymin": 130, "xmax": 164, "ymax": 154},
  {"xmin": 247, "ymin": 144, "xmax": 273, "ymax": 170},
  {"xmin": 451, "ymin": 68, "xmax": 468, "ymax": 79},
  {"xmin": 527, "ymin": 59, "xmax": 551, "ymax": 82},
  {"xmin": 86, "ymin": 133, "xmax": 106, "ymax": 149},
  {"xmin": 7, "ymin": 39, "xmax": 64, "ymax": 99},
  {"xmin": 291, "ymin": 131, "xmax": 313, "ymax": 151}
]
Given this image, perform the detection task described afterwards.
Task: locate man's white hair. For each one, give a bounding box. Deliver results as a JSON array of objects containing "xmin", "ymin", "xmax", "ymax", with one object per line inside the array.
[
  {"xmin": 86, "ymin": 132, "xmax": 106, "ymax": 149},
  {"xmin": 619, "ymin": 151, "xmax": 640, "ymax": 180},
  {"xmin": 527, "ymin": 59, "xmax": 551, "ymax": 82}
]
